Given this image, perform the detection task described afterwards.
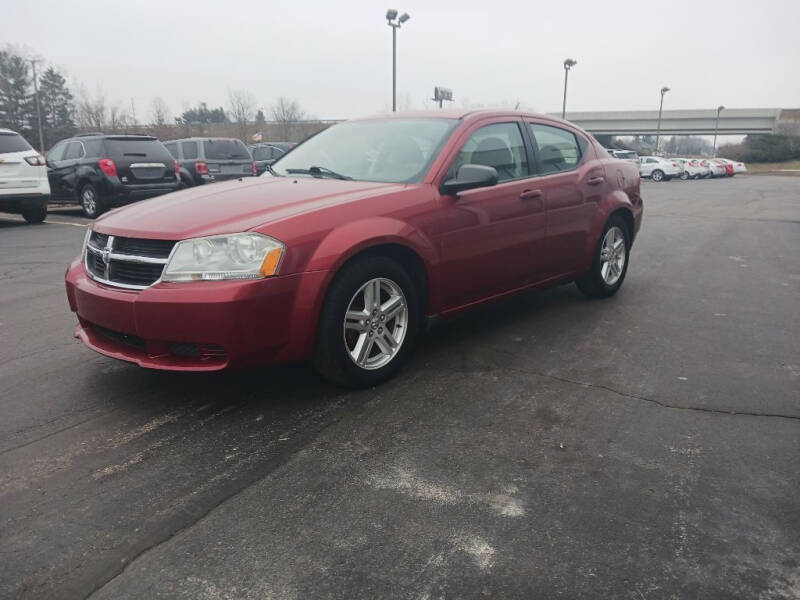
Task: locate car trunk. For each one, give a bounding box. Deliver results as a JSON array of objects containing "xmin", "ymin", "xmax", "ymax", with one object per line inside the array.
[
  {"xmin": 104, "ymin": 137, "xmax": 176, "ymax": 185},
  {"xmin": 203, "ymin": 139, "xmax": 253, "ymax": 180}
]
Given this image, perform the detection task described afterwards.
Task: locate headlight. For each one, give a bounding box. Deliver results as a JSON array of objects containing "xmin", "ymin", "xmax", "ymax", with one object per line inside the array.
[{"xmin": 162, "ymin": 233, "xmax": 284, "ymax": 282}]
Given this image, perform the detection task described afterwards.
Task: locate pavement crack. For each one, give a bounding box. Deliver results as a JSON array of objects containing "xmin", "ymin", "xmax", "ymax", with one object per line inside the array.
[
  {"xmin": 485, "ymin": 349, "xmax": 800, "ymax": 422},
  {"xmin": 83, "ymin": 393, "xmax": 359, "ymax": 600}
]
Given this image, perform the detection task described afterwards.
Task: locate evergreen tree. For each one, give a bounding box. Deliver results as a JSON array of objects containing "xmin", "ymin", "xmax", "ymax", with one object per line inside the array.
[
  {"xmin": 0, "ymin": 50, "xmax": 34, "ymax": 141},
  {"xmin": 37, "ymin": 66, "xmax": 75, "ymax": 148}
]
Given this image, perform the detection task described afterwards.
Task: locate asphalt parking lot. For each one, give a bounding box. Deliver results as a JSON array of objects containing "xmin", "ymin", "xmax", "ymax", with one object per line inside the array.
[{"xmin": 1, "ymin": 175, "xmax": 798, "ymax": 599}]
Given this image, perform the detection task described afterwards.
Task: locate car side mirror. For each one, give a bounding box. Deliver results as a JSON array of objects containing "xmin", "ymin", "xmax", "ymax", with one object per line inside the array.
[{"xmin": 440, "ymin": 164, "xmax": 499, "ymax": 196}]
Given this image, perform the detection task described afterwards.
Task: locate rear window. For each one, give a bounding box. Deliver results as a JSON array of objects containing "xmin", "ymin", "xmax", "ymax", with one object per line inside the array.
[
  {"xmin": 0, "ymin": 132, "xmax": 33, "ymax": 154},
  {"xmin": 203, "ymin": 139, "xmax": 250, "ymax": 160},
  {"xmin": 105, "ymin": 137, "xmax": 172, "ymax": 161}
]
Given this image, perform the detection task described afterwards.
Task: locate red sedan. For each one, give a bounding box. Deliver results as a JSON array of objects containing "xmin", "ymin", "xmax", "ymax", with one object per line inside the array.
[{"xmin": 65, "ymin": 110, "xmax": 643, "ymax": 386}]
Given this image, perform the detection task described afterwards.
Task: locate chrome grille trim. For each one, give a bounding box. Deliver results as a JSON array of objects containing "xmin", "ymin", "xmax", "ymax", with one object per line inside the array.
[{"xmin": 84, "ymin": 234, "xmax": 176, "ymax": 290}]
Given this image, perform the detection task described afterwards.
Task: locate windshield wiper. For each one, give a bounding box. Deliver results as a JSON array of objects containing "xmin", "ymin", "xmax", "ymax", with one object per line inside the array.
[{"xmin": 285, "ymin": 166, "xmax": 352, "ymax": 180}]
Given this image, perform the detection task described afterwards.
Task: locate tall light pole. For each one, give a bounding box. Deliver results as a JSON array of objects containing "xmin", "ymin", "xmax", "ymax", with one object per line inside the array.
[
  {"xmin": 712, "ymin": 105, "xmax": 724, "ymax": 157},
  {"xmin": 654, "ymin": 86, "xmax": 670, "ymax": 155},
  {"xmin": 386, "ymin": 9, "xmax": 410, "ymax": 113},
  {"xmin": 561, "ymin": 58, "xmax": 577, "ymax": 119},
  {"xmin": 30, "ymin": 59, "xmax": 45, "ymax": 153}
]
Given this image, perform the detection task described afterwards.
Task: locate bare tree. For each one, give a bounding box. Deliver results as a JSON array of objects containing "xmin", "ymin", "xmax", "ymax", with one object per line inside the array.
[
  {"xmin": 228, "ymin": 89, "xmax": 255, "ymax": 142},
  {"xmin": 74, "ymin": 84, "xmax": 107, "ymax": 130},
  {"xmin": 150, "ymin": 97, "xmax": 170, "ymax": 126},
  {"xmin": 109, "ymin": 103, "xmax": 129, "ymax": 133},
  {"xmin": 271, "ymin": 97, "xmax": 306, "ymax": 142}
]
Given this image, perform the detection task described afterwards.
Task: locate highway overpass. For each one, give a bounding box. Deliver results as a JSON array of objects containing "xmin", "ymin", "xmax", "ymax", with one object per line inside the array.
[{"xmin": 555, "ymin": 108, "xmax": 797, "ymax": 136}]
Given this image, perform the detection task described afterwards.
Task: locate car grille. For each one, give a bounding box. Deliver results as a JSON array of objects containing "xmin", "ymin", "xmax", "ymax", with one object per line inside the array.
[{"xmin": 85, "ymin": 231, "xmax": 177, "ymax": 290}]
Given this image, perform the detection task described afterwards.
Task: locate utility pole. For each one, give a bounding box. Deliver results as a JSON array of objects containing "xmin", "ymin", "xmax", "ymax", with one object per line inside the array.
[
  {"xmin": 30, "ymin": 59, "xmax": 45, "ymax": 153},
  {"xmin": 654, "ymin": 86, "xmax": 670, "ymax": 155},
  {"xmin": 386, "ymin": 10, "xmax": 410, "ymax": 112},
  {"xmin": 712, "ymin": 105, "xmax": 724, "ymax": 158},
  {"xmin": 562, "ymin": 59, "xmax": 577, "ymax": 119}
]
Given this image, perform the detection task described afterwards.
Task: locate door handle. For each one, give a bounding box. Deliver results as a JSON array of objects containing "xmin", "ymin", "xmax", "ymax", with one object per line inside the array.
[
  {"xmin": 519, "ymin": 189, "xmax": 543, "ymax": 200},
  {"xmin": 587, "ymin": 176, "xmax": 605, "ymax": 186}
]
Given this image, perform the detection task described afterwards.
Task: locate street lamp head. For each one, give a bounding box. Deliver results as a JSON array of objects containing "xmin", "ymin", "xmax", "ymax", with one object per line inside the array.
[
  {"xmin": 386, "ymin": 8, "xmax": 398, "ymax": 21},
  {"xmin": 717, "ymin": 105, "xmax": 725, "ymax": 113},
  {"xmin": 563, "ymin": 58, "xmax": 577, "ymax": 69},
  {"xmin": 661, "ymin": 86, "xmax": 670, "ymax": 95},
  {"xmin": 398, "ymin": 12, "xmax": 410, "ymax": 23}
]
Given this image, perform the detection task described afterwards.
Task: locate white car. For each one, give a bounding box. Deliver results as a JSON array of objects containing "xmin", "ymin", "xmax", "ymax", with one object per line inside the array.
[
  {"xmin": 0, "ymin": 129, "xmax": 50, "ymax": 223},
  {"xmin": 638, "ymin": 156, "xmax": 680, "ymax": 182},
  {"xmin": 718, "ymin": 158, "xmax": 748, "ymax": 174},
  {"xmin": 606, "ymin": 149, "xmax": 639, "ymax": 161},
  {"xmin": 673, "ymin": 158, "xmax": 705, "ymax": 180},
  {"xmin": 698, "ymin": 159, "xmax": 726, "ymax": 178}
]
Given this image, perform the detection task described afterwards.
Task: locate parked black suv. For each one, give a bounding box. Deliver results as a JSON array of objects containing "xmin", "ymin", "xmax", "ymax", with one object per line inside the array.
[
  {"xmin": 164, "ymin": 138, "xmax": 255, "ymax": 187},
  {"xmin": 248, "ymin": 143, "xmax": 287, "ymax": 175},
  {"xmin": 46, "ymin": 134, "xmax": 179, "ymax": 217}
]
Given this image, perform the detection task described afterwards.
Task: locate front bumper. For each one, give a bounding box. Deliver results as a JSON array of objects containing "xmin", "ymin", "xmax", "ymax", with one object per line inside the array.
[{"xmin": 65, "ymin": 259, "xmax": 329, "ymax": 371}]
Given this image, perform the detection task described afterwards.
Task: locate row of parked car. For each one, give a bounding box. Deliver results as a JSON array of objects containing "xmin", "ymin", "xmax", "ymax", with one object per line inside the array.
[
  {"xmin": 0, "ymin": 127, "xmax": 295, "ymax": 221},
  {"xmin": 605, "ymin": 149, "xmax": 747, "ymax": 182}
]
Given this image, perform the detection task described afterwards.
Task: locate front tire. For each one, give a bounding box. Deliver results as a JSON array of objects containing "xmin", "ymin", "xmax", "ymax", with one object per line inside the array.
[
  {"xmin": 80, "ymin": 183, "xmax": 104, "ymax": 218},
  {"xmin": 680, "ymin": 171, "xmax": 689, "ymax": 180},
  {"xmin": 651, "ymin": 169, "xmax": 664, "ymax": 182},
  {"xmin": 576, "ymin": 216, "xmax": 631, "ymax": 299},
  {"xmin": 22, "ymin": 205, "xmax": 47, "ymax": 224},
  {"xmin": 313, "ymin": 255, "xmax": 421, "ymax": 387}
]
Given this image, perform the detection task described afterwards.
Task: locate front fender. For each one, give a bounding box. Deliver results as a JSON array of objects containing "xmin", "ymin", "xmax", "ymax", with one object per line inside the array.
[{"xmin": 310, "ymin": 215, "xmax": 440, "ymax": 321}]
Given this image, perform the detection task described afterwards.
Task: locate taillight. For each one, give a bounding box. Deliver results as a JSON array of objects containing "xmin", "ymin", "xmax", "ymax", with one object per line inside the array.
[
  {"xmin": 24, "ymin": 155, "xmax": 45, "ymax": 166},
  {"xmin": 173, "ymin": 158, "xmax": 179, "ymax": 174},
  {"xmin": 195, "ymin": 161, "xmax": 208, "ymax": 175},
  {"xmin": 98, "ymin": 158, "xmax": 117, "ymax": 176},
  {"xmin": 251, "ymin": 162, "xmax": 257, "ymax": 176}
]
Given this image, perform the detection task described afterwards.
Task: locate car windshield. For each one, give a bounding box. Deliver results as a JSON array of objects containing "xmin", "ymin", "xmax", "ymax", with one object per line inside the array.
[{"xmin": 271, "ymin": 118, "xmax": 458, "ymax": 183}]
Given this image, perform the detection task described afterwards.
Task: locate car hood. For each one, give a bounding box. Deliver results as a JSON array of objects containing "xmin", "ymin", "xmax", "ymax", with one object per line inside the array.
[{"xmin": 93, "ymin": 176, "xmax": 405, "ymax": 240}]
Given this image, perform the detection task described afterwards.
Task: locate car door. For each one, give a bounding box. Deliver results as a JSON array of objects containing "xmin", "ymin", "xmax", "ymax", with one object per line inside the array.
[
  {"xmin": 60, "ymin": 141, "xmax": 85, "ymax": 198},
  {"xmin": 432, "ymin": 119, "xmax": 546, "ymax": 310},
  {"xmin": 45, "ymin": 141, "xmax": 69, "ymax": 200},
  {"xmin": 526, "ymin": 121, "xmax": 604, "ymax": 277}
]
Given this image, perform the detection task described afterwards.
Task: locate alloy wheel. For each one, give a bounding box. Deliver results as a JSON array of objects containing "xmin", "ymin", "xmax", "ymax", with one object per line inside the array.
[
  {"xmin": 82, "ymin": 187, "xmax": 97, "ymax": 216},
  {"xmin": 599, "ymin": 226, "xmax": 626, "ymax": 286},
  {"xmin": 343, "ymin": 277, "xmax": 408, "ymax": 370}
]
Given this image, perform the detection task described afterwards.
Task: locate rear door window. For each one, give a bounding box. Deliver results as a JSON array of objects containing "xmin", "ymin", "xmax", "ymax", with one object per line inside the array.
[
  {"xmin": 528, "ymin": 123, "xmax": 581, "ymax": 174},
  {"xmin": 203, "ymin": 139, "xmax": 250, "ymax": 160},
  {"xmin": 105, "ymin": 138, "xmax": 173, "ymax": 162},
  {"xmin": 164, "ymin": 142, "xmax": 178, "ymax": 158},
  {"xmin": 47, "ymin": 141, "xmax": 67, "ymax": 161},
  {"xmin": 64, "ymin": 141, "xmax": 85, "ymax": 160},
  {"xmin": 0, "ymin": 132, "xmax": 33, "ymax": 154},
  {"xmin": 181, "ymin": 141, "xmax": 199, "ymax": 160}
]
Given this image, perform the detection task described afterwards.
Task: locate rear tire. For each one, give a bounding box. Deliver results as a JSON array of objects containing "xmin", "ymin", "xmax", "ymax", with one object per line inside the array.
[
  {"xmin": 651, "ymin": 169, "xmax": 664, "ymax": 182},
  {"xmin": 680, "ymin": 171, "xmax": 689, "ymax": 181},
  {"xmin": 80, "ymin": 183, "xmax": 105, "ymax": 219},
  {"xmin": 22, "ymin": 205, "xmax": 47, "ymax": 224},
  {"xmin": 576, "ymin": 215, "xmax": 631, "ymax": 299},
  {"xmin": 313, "ymin": 255, "xmax": 421, "ymax": 388}
]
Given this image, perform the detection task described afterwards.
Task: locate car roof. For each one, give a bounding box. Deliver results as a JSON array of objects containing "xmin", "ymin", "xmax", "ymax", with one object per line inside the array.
[
  {"xmin": 0, "ymin": 128, "xmax": 22, "ymax": 135},
  {"xmin": 356, "ymin": 109, "xmax": 572, "ymax": 126},
  {"xmin": 168, "ymin": 137, "xmax": 244, "ymax": 142}
]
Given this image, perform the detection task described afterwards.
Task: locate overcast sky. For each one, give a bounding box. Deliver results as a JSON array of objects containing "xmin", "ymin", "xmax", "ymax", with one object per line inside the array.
[{"xmin": 2, "ymin": 0, "xmax": 798, "ymax": 122}]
